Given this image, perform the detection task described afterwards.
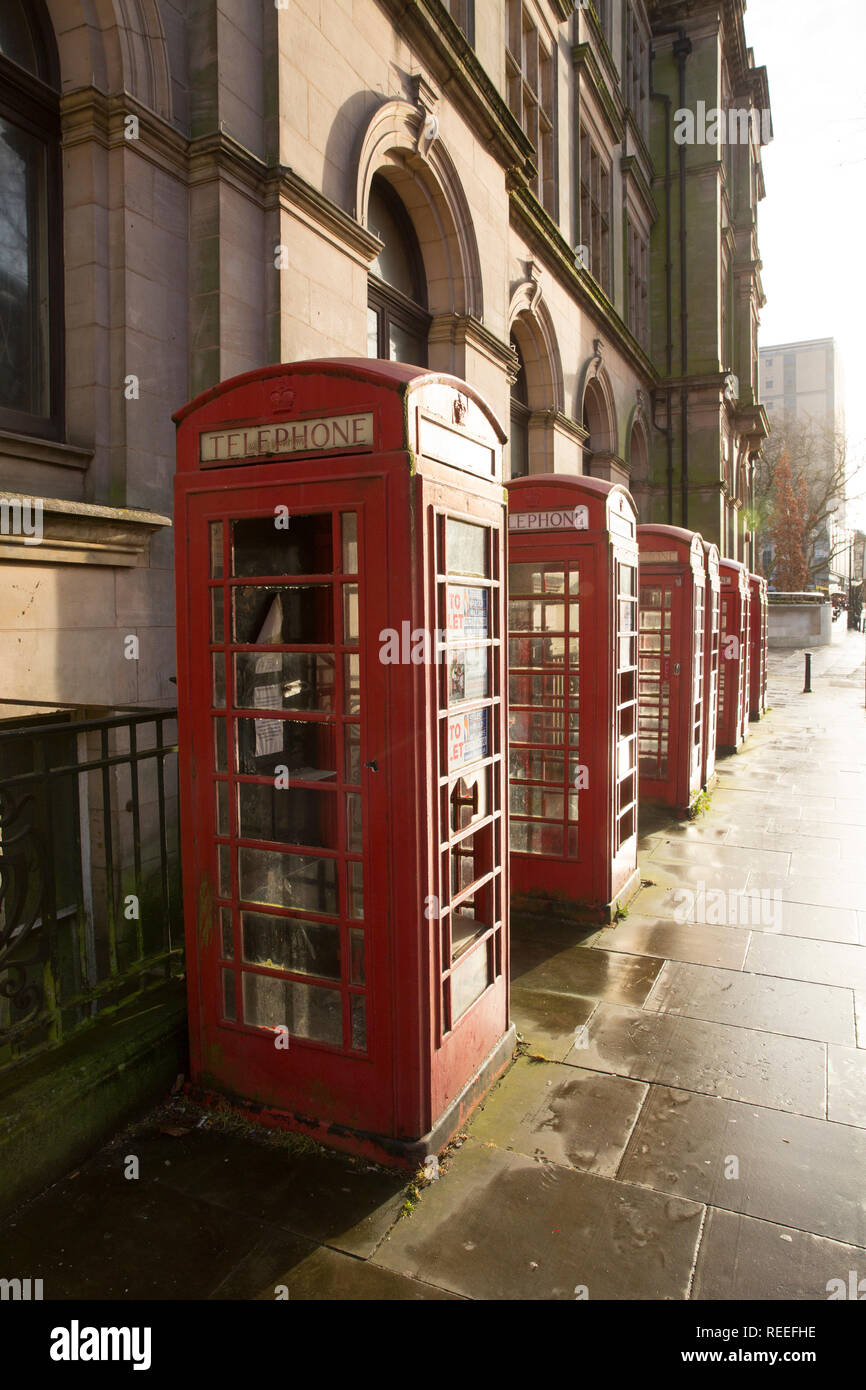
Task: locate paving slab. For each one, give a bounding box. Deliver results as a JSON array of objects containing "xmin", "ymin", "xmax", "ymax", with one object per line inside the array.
[
  {"xmin": 563, "ymin": 1003, "xmax": 826, "ymax": 1116},
  {"xmin": 760, "ymin": 901, "xmax": 860, "ymax": 944},
  {"xmin": 590, "ymin": 916, "xmax": 750, "ymax": 971},
  {"xmin": 790, "ymin": 854, "xmax": 866, "ymax": 882},
  {"xmin": 372, "ymin": 1138, "xmax": 704, "ymax": 1300},
  {"xmin": 619, "ymin": 1086, "xmax": 866, "ymax": 1247},
  {"xmin": 218, "ymin": 1243, "xmax": 462, "ymax": 1300},
  {"xmin": 691, "ymin": 1207, "xmax": 866, "ymax": 1300},
  {"xmin": 89, "ymin": 1125, "xmax": 406, "ymax": 1259},
  {"xmin": 510, "ymin": 986, "xmax": 597, "ymax": 1061},
  {"xmin": 511, "ymin": 933, "xmax": 661, "ymax": 1007},
  {"xmin": 745, "ymin": 933, "xmax": 866, "ymax": 990},
  {"xmin": 719, "ymin": 832, "xmax": 844, "ymax": 860},
  {"xmin": 638, "ymin": 858, "xmax": 758, "ymax": 895},
  {"xmin": 827, "ymin": 1046, "xmax": 866, "ymax": 1127},
  {"xmin": 644, "ymin": 840, "xmax": 791, "ymax": 874},
  {"xmin": 0, "ymin": 1171, "xmax": 315, "ymax": 1301},
  {"xmin": 644, "ymin": 960, "xmax": 856, "ymax": 1046},
  {"xmin": 469, "ymin": 1055, "xmax": 648, "ymax": 1178},
  {"xmin": 147, "ymin": 1133, "xmax": 406, "ymax": 1258}
]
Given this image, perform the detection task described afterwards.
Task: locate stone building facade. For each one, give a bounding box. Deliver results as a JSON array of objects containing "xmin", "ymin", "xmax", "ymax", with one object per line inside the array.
[
  {"xmin": 640, "ymin": 0, "xmax": 771, "ymax": 567},
  {"xmin": 0, "ymin": 0, "xmax": 771, "ymax": 717}
]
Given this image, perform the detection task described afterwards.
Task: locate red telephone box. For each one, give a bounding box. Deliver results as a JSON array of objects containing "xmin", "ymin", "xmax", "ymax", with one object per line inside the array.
[
  {"xmin": 717, "ymin": 558, "xmax": 751, "ymax": 752},
  {"xmin": 505, "ymin": 475, "xmax": 640, "ymax": 921},
  {"xmin": 173, "ymin": 360, "xmax": 513, "ymax": 1166},
  {"xmin": 748, "ymin": 572, "xmax": 768, "ymax": 720},
  {"xmin": 701, "ymin": 541, "xmax": 721, "ymax": 788},
  {"xmin": 637, "ymin": 525, "xmax": 706, "ymax": 813}
]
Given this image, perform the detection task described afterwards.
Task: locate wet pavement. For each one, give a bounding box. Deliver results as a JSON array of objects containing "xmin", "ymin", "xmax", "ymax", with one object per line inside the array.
[{"xmin": 1, "ymin": 631, "xmax": 864, "ymax": 1300}]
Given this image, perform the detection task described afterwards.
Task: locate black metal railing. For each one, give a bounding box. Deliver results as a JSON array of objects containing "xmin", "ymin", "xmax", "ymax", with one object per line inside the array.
[{"xmin": 0, "ymin": 708, "xmax": 183, "ymax": 1074}]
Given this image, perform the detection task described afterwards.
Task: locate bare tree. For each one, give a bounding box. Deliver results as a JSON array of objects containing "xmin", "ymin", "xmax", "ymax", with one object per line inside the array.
[{"xmin": 752, "ymin": 416, "xmax": 864, "ymax": 583}]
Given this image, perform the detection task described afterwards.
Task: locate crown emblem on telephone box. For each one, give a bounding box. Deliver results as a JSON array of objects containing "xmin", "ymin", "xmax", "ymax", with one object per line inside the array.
[{"xmin": 269, "ymin": 382, "xmax": 296, "ymax": 411}]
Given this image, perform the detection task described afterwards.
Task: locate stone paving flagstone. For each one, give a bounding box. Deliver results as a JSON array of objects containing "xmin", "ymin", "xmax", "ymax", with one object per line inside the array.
[{"xmin": 0, "ymin": 633, "xmax": 864, "ymax": 1299}]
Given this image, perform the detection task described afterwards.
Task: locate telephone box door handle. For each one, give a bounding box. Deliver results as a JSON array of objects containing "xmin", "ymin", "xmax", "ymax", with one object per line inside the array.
[{"xmin": 365, "ymin": 759, "xmax": 378, "ymax": 772}]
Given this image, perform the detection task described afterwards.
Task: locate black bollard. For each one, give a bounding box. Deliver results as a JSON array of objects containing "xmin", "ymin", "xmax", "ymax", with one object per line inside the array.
[{"xmin": 803, "ymin": 651, "xmax": 812, "ymax": 693}]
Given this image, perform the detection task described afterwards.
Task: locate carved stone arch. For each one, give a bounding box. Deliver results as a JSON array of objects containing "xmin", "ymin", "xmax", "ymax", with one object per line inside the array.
[
  {"xmin": 580, "ymin": 372, "xmax": 617, "ymax": 455},
  {"xmin": 736, "ymin": 445, "xmax": 751, "ymax": 507},
  {"xmin": 355, "ymin": 93, "xmax": 483, "ymax": 319},
  {"xmin": 506, "ymin": 270, "xmax": 564, "ymax": 413},
  {"xmin": 575, "ymin": 339, "xmax": 617, "ymax": 452},
  {"xmin": 45, "ymin": 0, "xmax": 172, "ymax": 118},
  {"xmin": 626, "ymin": 392, "xmax": 651, "ymax": 480}
]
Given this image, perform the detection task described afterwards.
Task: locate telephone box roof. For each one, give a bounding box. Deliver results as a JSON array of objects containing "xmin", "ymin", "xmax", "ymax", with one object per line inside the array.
[{"xmin": 173, "ymin": 358, "xmax": 506, "ymax": 439}]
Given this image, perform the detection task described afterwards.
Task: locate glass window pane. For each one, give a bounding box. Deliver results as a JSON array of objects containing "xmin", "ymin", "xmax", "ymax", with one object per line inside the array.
[
  {"xmin": 233, "ymin": 585, "xmax": 333, "ymax": 645},
  {"xmin": 213, "ymin": 719, "xmax": 228, "ymax": 772},
  {"xmin": 220, "ymin": 906, "xmax": 234, "ymax": 958},
  {"xmin": 446, "ymin": 519, "xmax": 488, "ymax": 576},
  {"xmin": 242, "ymin": 973, "xmax": 342, "ymax": 1046},
  {"xmin": 342, "ymin": 584, "xmax": 359, "ymax": 643},
  {"xmin": 235, "ymin": 652, "xmax": 335, "ymax": 712},
  {"xmin": 368, "ymin": 179, "xmax": 424, "ymax": 301},
  {"xmin": 341, "ymin": 513, "xmax": 358, "ymax": 573},
  {"xmin": 367, "ymin": 304, "xmax": 380, "ymax": 357},
  {"xmin": 508, "ymin": 564, "xmax": 565, "ymax": 595},
  {"xmin": 236, "ymin": 717, "xmax": 336, "ymax": 778},
  {"xmin": 210, "ymin": 522, "xmax": 224, "ymax": 577},
  {"xmin": 211, "ymin": 588, "xmax": 225, "ymax": 641},
  {"xmin": 447, "ymin": 586, "xmax": 489, "ymax": 639},
  {"xmin": 508, "ymin": 635, "xmax": 565, "ymax": 668},
  {"xmin": 344, "ymin": 723, "xmax": 361, "ymax": 783},
  {"xmin": 389, "ymin": 319, "xmax": 426, "ymax": 366},
  {"xmin": 350, "ymin": 994, "xmax": 367, "ymax": 1050},
  {"xmin": 510, "ymin": 820, "xmax": 564, "ymax": 856},
  {"xmin": 448, "ymin": 645, "xmax": 488, "ymax": 704},
  {"xmin": 344, "ymin": 653, "xmax": 361, "ymax": 713},
  {"xmin": 0, "ymin": 117, "xmax": 49, "ymax": 416},
  {"xmin": 452, "ymin": 943, "xmax": 489, "ymax": 1020},
  {"xmin": 221, "ymin": 968, "xmax": 236, "ymax": 1021},
  {"xmin": 348, "ymin": 860, "xmax": 364, "ymax": 919},
  {"xmin": 349, "ymin": 928, "xmax": 365, "ymax": 985},
  {"xmin": 212, "ymin": 652, "xmax": 226, "ymax": 707},
  {"xmin": 238, "ymin": 847, "xmax": 338, "ymax": 914},
  {"xmin": 241, "ymin": 912, "xmax": 340, "ymax": 979},
  {"xmin": 218, "ymin": 843, "xmax": 232, "ymax": 898},
  {"xmin": 231, "ymin": 513, "xmax": 333, "ymax": 577},
  {"xmin": 509, "ymin": 600, "xmax": 565, "ymax": 633},
  {"xmin": 215, "ymin": 780, "xmax": 229, "ymax": 835},
  {"xmin": 238, "ymin": 782, "xmax": 338, "ymax": 849},
  {"xmin": 346, "ymin": 792, "xmax": 363, "ymax": 852}
]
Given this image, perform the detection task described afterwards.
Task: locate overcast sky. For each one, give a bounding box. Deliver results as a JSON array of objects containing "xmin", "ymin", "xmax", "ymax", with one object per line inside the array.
[{"xmin": 744, "ymin": 0, "xmax": 866, "ymax": 521}]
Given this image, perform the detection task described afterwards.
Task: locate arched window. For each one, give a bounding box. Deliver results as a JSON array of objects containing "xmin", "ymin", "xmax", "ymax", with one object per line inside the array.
[
  {"xmin": 366, "ymin": 175, "xmax": 430, "ymax": 367},
  {"xmin": 582, "ymin": 378, "xmax": 614, "ymax": 471},
  {"xmin": 509, "ymin": 334, "xmax": 530, "ymax": 479},
  {"xmin": 0, "ymin": 0, "xmax": 63, "ymax": 438}
]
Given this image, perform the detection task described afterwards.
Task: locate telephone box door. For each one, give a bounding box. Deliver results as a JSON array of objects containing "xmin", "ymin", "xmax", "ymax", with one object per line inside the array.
[
  {"xmin": 638, "ymin": 577, "xmax": 683, "ymax": 792},
  {"xmin": 181, "ymin": 477, "xmax": 393, "ymax": 1132}
]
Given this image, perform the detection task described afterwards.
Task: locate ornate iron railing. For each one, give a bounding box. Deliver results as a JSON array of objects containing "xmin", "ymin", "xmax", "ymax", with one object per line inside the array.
[{"xmin": 0, "ymin": 708, "xmax": 183, "ymax": 1073}]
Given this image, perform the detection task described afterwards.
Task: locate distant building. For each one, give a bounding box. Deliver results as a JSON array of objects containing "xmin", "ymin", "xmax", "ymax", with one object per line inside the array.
[{"xmin": 758, "ymin": 337, "xmax": 848, "ymax": 590}]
